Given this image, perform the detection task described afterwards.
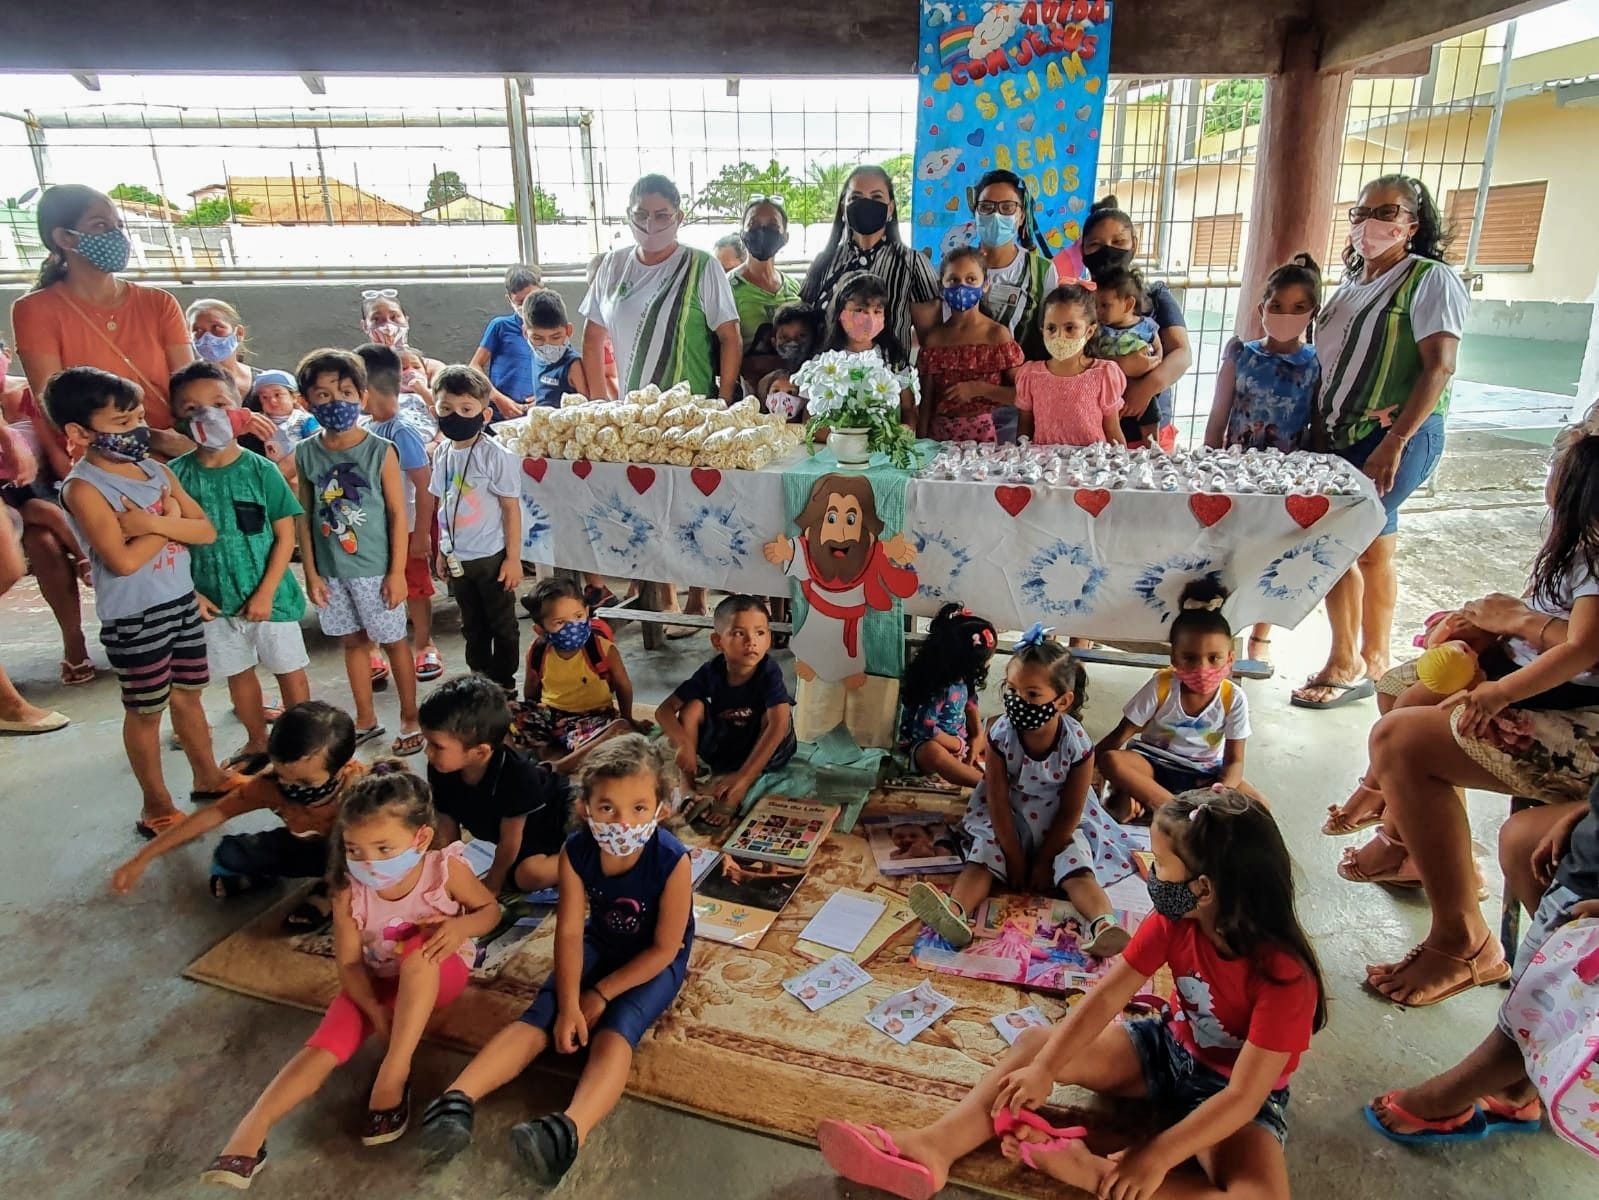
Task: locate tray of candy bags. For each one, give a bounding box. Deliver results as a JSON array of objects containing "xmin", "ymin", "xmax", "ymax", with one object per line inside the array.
[{"xmin": 918, "ymin": 441, "xmax": 1367, "ymax": 497}]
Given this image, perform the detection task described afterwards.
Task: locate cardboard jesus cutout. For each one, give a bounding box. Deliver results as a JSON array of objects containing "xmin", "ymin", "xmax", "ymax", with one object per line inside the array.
[{"xmin": 764, "ymin": 473, "xmax": 918, "ymax": 688}]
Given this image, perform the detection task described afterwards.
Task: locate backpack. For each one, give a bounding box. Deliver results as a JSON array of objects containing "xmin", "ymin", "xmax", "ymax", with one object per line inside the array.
[{"xmin": 526, "ymin": 617, "xmax": 615, "ymax": 684}]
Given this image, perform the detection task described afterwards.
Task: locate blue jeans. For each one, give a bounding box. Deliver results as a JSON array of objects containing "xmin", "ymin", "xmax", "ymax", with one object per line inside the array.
[{"xmin": 1337, "ymin": 412, "xmax": 1445, "ymax": 537}]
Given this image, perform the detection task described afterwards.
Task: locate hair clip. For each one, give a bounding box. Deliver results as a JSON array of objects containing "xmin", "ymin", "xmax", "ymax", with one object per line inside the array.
[
  {"xmin": 1188, "ymin": 806, "xmax": 1203, "ymax": 821},
  {"xmin": 370, "ymin": 761, "xmax": 401, "ymax": 777},
  {"xmin": 1017, "ymin": 622, "xmax": 1055, "ymax": 648},
  {"xmin": 1181, "ymin": 597, "xmax": 1225, "ymax": 612}
]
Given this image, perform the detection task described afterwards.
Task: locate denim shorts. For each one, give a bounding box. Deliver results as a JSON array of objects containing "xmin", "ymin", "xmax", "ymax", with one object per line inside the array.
[
  {"xmin": 1130, "ymin": 745, "xmax": 1220, "ymax": 797},
  {"xmin": 1124, "ymin": 1017, "xmax": 1290, "ymax": 1145},
  {"xmin": 1336, "ymin": 411, "xmax": 1445, "ymax": 537},
  {"xmin": 519, "ymin": 937, "xmax": 690, "ymax": 1048}
]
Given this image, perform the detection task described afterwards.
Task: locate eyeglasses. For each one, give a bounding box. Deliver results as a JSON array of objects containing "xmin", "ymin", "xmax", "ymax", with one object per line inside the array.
[
  {"xmin": 976, "ymin": 201, "xmax": 1023, "ymax": 216},
  {"xmin": 747, "ymin": 194, "xmax": 785, "ymax": 207},
  {"xmin": 629, "ymin": 209, "xmax": 680, "ymax": 232},
  {"xmin": 1347, "ymin": 204, "xmax": 1414, "ymax": 224},
  {"xmin": 361, "ymin": 288, "xmax": 398, "ymax": 301}
]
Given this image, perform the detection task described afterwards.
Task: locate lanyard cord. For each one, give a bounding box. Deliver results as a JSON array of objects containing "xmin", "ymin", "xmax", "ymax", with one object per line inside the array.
[{"xmin": 442, "ymin": 436, "xmax": 482, "ymax": 544}]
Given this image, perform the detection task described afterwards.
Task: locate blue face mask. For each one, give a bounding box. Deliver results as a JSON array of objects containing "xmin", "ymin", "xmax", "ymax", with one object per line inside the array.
[
  {"xmin": 193, "ymin": 331, "xmax": 240, "ymax": 363},
  {"xmin": 347, "ymin": 843, "xmax": 424, "ymax": 889},
  {"xmin": 943, "ymin": 283, "xmax": 984, "ymax": 313},
  {"xmin": 548, "ymin": 619, "xmax": 592, "ymax": 652},
  {"xmin": 977, "ymin": 212, "xmax": 1018, "ymax": 248},
  {"xmin": 312, "ymin": 398, "xmax": 362, "ymax": 433},
  {"xmin": 68, "ymin": 227, "xmax": 131, "ymax": 274}
]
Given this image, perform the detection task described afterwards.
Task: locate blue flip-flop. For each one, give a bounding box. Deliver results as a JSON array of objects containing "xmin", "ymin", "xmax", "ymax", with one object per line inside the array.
[
  {"xmin": 1364, "ymin": 1093, "xmax": 1488, "ymax": 1144},
  {"xmin": 1480, "ymin": 1096, "xmax": 1542, "ymax": 1134}
]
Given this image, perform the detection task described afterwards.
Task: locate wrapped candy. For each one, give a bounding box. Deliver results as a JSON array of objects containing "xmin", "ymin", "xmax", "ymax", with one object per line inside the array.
[{"xmin": 666, "ymin": 448, "xmax": 694, "ymax": 467}]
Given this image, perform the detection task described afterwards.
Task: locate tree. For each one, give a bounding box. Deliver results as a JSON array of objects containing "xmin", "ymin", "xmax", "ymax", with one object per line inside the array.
[
  {"xmin": 881, "ymin": 154, "xmax": 914, "ymax": 208},
  {"xmin": 109, "ymin": 183, "xmax": 171, "ymax": 208},
  {"xmin": 181, "ymin": 196, "xmax": 253, "ymax": 227},
  {"xmin": 504, "ymin": 186, "xmax": 566, "ymax": 225},
  {"xmin": 688, "ymin": 160, "xmax": 800, "ymax": 220},
  {"xmin": 425, "ymin": 169, "xmax": 468, "ymax": 211},
  {"xmin": 1202, "ymin": 78, "xmax": 1265, "ymax": 137}
]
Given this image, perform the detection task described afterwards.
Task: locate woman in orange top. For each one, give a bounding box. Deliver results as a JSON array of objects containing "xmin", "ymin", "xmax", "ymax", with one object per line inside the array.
[{"xmin": 9, "ymin": 186, "xmax": 194, "ymax": 457}]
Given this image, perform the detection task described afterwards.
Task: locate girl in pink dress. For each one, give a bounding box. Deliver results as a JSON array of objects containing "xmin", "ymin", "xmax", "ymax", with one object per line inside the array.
[
  {"xmin": 1014, "ymin": 284, "xmax": 1127, "ymax": 446},
  {"xmin": 201, "ymin": 764, "xmax": 500, "ymax": 1189},
  {"xmin": 918, "ymin": 247, "xmax": 1025, "ymax": 442}
]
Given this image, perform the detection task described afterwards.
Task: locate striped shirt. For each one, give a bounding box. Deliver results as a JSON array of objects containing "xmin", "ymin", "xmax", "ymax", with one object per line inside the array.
[
  {"xmin": 801, "ymin": 237, "xmax": 940, "ymax": 368},
  {"xmin": 1315, "ymin": 255, "xmax": 1468, "ymax": 449}
]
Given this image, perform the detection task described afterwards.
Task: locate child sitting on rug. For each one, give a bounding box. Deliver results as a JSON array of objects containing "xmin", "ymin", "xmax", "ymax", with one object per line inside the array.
[
  {"xmin": 1097, "ymin": 579, "xmax": 1260, "ymax": 820},
  {"xmin": 419, "ymin": 736, "xmax": 692, "ymax": 1189},
  {"xmin": 109, "ymin": 700, "xmax": 364, "ymax": 933},
  {"xmin": 656, "ymin": 594, "xmax": 796, "ymax": 828},
  {"xmin": 896, "ymin": 603, "xmax": 996, "ymax": 790},
  {"xmin": 512, "ymin": 577, "xmax": 643, "ymax": 773},
  {"xmin": 818, "ymin": 790, "xmax": 1325, "ymax": 1200},
  {"xmin": 918, "ymin": 246, "xmax": 1025, "ymax": 443},
  {"xmin": 200, "ymin": 764, "xmax": 499, "ymax": 1189},
  {"xmin": 421, "ymin": 673, "xmax": 571, "ymax": 895},
  {"xmin": 908, "ymin": 626, "xmax": 1134, "ymax": 959}
]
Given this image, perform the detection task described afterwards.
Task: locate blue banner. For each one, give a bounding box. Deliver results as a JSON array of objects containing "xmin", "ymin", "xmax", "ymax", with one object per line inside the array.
[{"xmin": 913, "ymin": 1, "xmax": 1114, "ymax": 280}]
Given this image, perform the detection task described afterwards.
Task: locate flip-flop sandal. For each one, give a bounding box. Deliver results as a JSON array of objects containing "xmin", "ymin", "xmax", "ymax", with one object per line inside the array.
[
  {"xmin": 993, "ymin": 1108, "xmax": 1089, "ymax": 1170},
  {"xmin": 665, "ymin": 624, "xmax": 702, "ymax": 639},
  {"xmin": 391, "ymin": 730, "xmax": 425, "ymax": 756},
  {"xmin": 370, "ymin": 654, "xmax": 390, "ymax": 688},
  {"xmin": 1363, "ymin": 939, "xmax": 1511, "ymax": 1008},
  {"xmin": 59, "ymin": 658, "xmax": 96, "ymax": 686},
  {"xmin": 415, "ymin": 650, "xmax": 444, "ymax": 682},
  {"xmin": 1323, "ymin": 780, "xmax": 1384, "ymax": 836},
  {"xmin": 1364, "ymin": 1092, "xmax": 1487, "ymax": 1144},
  {"xmin": 283, "ymin": 882, "xmax": 333, "ymax": 933},
  {"xmin": 354, "ymin": 725, "xmax": 386, "ymax": 747},
  {"xmin": 419, "ymin": 1090, "xmax": 476, "ymax": 1162},
  {"xmin": 135, "ymin": 812, "xmax": 185, "ymax": 840},
  {"xmin": 1290, "ymin": 677, "xmax": 1376, "ymax": 710},
  {"xmin": 1082, "ymin": 914, "xmax": 1131, "ymax": 958},
  {"xmin": 190, "ymin": 786, "xmax": 234, "ymax": 804},
  {"xmin": 221, "ymin": 748, "xmax": 263, "ymax": 772},
  {"xmin": 360, "ymin": 1082, "xmax": 411, "ymax": 1146},
  {"xmin": 199, "ymin": 1145, "xmax": 267, "ymax": 1189},
  {"xmin": 263, "ymin": 702, "xmax": 284, "ymax": 724},
  {"xmin": 1479, "ymin": 1095, "xmax": 1542, "ymax": 1133},
  {"xmin": 510, "ymin": 1111, "xmax": 580, "ymax": 1188},
  {"xmin": 908, "ymin": 881, "xmax": 974, "ymax": 949},
  {"xmin": 816, "ymin": 1120, "xmax": 938, "ymax": 1200}
]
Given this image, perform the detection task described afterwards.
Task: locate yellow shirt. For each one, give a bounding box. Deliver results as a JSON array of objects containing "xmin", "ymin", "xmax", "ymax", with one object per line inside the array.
[{"xmin": 541, "ymin": 636, "xmax": 615, "ymax": 714}]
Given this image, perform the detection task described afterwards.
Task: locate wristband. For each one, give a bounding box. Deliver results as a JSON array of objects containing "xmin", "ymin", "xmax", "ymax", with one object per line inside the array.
[{"xmin": 591, "ymin": 984, "xmax": 611, "ymax": 1004}]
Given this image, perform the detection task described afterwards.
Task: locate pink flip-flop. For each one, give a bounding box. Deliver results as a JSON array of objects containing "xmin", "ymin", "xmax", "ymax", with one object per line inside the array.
[
  {"xmin": 993, "ymin": 1107, "xmax": 1088, "ymax": 1170},
  {"xmin": 816, "ymin": 1120, "xmax": 938, "ymax": 1200}
]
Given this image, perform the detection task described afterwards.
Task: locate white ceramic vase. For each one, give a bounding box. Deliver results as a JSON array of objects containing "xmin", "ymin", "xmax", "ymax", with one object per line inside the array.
[{"xmin": 830, "ymin": 427, "xmax": 871, "ymax": 468}]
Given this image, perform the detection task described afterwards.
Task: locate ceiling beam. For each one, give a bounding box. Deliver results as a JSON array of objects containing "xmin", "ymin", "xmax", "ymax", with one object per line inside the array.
[
  {"xmin": 298, "ymin": 72, "xmax": 325, "ymax": 95},
  {"xmin": 71, "ymin": 71, "xmax": 100, "ymax": 91},
  {"xmin": 1317, "ymin": 0, "xmax": 1560, "ymax": 72}
]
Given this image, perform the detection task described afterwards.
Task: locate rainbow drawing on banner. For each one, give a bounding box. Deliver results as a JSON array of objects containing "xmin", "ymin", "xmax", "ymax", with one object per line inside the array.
[{"xmin": 939, "ymin": 24, "xmax": 975, "ymax": 64}]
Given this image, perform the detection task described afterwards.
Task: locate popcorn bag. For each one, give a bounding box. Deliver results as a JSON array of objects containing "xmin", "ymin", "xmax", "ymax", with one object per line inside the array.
[{"xmin": 1507, "ymin": 916, "xmax": 1599, "ymax": 1161}]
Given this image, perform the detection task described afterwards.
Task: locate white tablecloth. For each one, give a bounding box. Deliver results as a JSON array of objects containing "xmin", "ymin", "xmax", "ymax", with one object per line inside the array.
[{"xmin": 515, "ymin": 453, "xmax": 1385, "ymax": 641}]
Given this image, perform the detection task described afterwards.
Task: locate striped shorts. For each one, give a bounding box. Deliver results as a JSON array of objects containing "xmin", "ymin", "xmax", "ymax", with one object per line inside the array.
[{"xmin": 99, "ymin": 594, "xmax": 210, "ymax": 713}]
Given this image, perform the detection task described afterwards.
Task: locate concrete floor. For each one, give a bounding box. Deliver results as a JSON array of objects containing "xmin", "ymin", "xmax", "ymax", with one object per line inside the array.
[{"xmin": 2, "ymin": 430, "xmax": 1593, "ymax": 1199}]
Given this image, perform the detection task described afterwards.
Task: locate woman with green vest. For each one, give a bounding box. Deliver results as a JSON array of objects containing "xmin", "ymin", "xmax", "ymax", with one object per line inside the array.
[
  {"xmin": 579, "ymin": 174, "xmax": 742, "ymax": 402},
  {"xmin": 961, "ymin": 170, "xmax": 1058, "ymax": 361},
  {"xmin": 1292, "ymin": 174, "xmax": 1468, "ymax": 710}
]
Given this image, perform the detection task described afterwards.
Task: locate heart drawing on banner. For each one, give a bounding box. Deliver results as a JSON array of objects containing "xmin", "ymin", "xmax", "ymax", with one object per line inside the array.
[
  {"xmin": 626, "ymin": 465, "xmax": 656, "ymax": 495},
  {"xmin": 1073, "ymin": 488, "xmax": 1111, "ymax": 517},
  {"xmin": 690, "ymin": 467, "xmax": 721, "ymax": 497},
  {"xmin": 571, "ymin": 460, "xmax": 593, "ymax": 480},
  {"xmin": 522, "ymin": 458, "xmax": 548, "ymax": 483},
  {"xmin": 994, "ymin": 485, "xmax": 1033, "ymax": 518},
  {"xmin": 1189, "ymin": 494, "xmax": 1232, "ymax": 528},
  {"xmin": 1285, "ymin": 493, "xmax": 1331, "ymax": 529}
]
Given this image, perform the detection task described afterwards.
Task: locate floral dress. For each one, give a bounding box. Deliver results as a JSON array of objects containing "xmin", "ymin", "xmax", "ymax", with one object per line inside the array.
[
  {"xmin": 898, "ymin": 681, "xmax": 970, "ymax": 760},
  {"xmin": 921, "ymin": 341, "xmax": 1026, "ymax": 442}
]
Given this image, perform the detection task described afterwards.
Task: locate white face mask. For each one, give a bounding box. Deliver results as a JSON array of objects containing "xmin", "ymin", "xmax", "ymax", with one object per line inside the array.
[
  {"xmin": 532, "ymin": 340, "xmax": 570, "ymax": 365},
  {"xmin": 1351, "ymin": 218, "xmax": 1408, "ymax": 261},
  {"xmin": 587, "ymin": 812, "xmax": 659, "ymax": 856}
]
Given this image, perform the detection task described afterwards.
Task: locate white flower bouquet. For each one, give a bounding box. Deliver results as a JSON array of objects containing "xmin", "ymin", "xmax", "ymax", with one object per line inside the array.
[{"xmin": 791, "ymin": 349, "xmax": 916, "ymax": 469}]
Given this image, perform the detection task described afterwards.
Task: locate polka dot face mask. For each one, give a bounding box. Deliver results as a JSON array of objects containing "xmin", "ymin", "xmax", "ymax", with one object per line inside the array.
[{"xmin": 1002, "ymin": 685, "xmax": 1058, "ymax": 733}]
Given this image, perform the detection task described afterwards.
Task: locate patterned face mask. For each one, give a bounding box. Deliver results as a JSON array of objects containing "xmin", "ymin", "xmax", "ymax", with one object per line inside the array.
[
  {"xmin": 943, "ymin": 283, "xmax": 984, "ymax": 313},
  {"xmin": 278, "ymin": 775, "xmax": 340, "ymax": 805},
  {"xmin": 91, "ymin": 425, "xmax": 152, "ymax": 462},
  {"xmin": 547, "ymin": 619, "xmax": 592, "ymax": 652},
  {"xmin": 312, "ymin": 399, "xmax": 361, "ymax": 432},
  {"xmin": 532, "ymin": 341, "xmax": 570, "ymax": 365},
  {"xmin": 1044, "ymin": 333, "xmax": 1089, "ymax": 362},
  {"xmin": 588, "ymin": 814, "xmax": 658, "ymax": 857},
  {"xmin": 1147, "ymin": 871, "xmax": 1200, "ymax": 919},
  {"xmin": 68, "ymin": 227, "xmax": 131, "ymax": 274},
  {"xmin": 1002, "ymin": 685, "xmax": 1059, "ymax": 732}
]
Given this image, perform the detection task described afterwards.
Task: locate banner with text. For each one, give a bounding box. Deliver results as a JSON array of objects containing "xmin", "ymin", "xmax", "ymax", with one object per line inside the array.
[{"xmin": 913, "ymin": 1, "xmax": 1113, "ymax": 279}]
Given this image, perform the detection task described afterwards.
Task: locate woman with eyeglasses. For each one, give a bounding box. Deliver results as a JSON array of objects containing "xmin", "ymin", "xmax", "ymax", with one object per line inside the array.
[
  {"xmin": 729, "ymin": 197, "xmax": 805, "ymax": 391},
  {"xmin": 9, "ymin": 185, "xmax": 195, "ymax": 458},
  {"xmin": 358, "ymin": 289, "xmax": 446, "ymax": 388},
  {"xmin": 800, "ymin": 165, "xmax": 941, "ymax": 362},
  {"xmin": 960, "ymin": 170, "xmax": 1059, "ymax": 361},
  {"xmin": 1291, "ymin": 174, "xmax": 1469, "ymax": 712}
]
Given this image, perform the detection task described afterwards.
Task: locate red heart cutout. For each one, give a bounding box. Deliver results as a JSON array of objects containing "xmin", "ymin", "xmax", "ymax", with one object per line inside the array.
[
  {"xmin": 1285, "ymin": 493, "xmax": 1330, "ymax": 529},
  {"xmin": 1073, "ymin": 488, "xmax": 1111, "ymax": 517},
  {"xmin": 522, "ymin": 458, "xmax": 548, "ymax": 483},
  {"xmin": 626, "ymin": 464, "xmax": 656, "ymax": 494},
  {"xmin": 930, "ymin": 124, "xmax": 940, "ymax": 135},
  {"xmin": 571, "ymin": 460, "xmax": 593, "ymax": 480},
  {"xmin": 994, "ymin": 485, "xmax": 1033, "ymax": 518},
  {"xmin": 690, "ymin": 467, "xmax": 721, "ymax": 497},
  {"xmin": 1189, "ymin": 494, "xmax": 1232, "ymax": 528}
]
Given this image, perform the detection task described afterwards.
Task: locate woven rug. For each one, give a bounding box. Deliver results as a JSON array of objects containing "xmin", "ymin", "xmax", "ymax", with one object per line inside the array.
[{"xmin": 185, "ymin": 793, "xmax": 1161, "ymax": 1199}]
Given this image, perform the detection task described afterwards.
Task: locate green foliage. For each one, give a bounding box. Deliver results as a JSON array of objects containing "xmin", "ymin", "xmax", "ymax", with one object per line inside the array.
[
  {"xmin": 503, "ymin": 186, "xmax": 565, "ymax": 224},
  {"xmin": 880, "ymin": 154, "xmax": 914, "ymax": 207},
  {"xmin": 108, "ymin": 183, "xmax": 171, "ymax": 208},
  {"xmin": 689, "ymin": 160, "xmax": 800, "ymax": 219},
  {"xmin": 1202, "ymin": 78, "xmax": 1264, "ymax": 137},
  {"xmin": 425, "ymin": 169, "xmax": 468, "ymax": 211},
  {"xmin": 181, "ymin": 196, "xmax": 253, "ymax": 226}
]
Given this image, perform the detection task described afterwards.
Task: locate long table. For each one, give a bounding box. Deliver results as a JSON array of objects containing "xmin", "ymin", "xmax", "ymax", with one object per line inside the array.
[{"xmin": 514, "ymin": 452, "xmax": 1385, "ymax": 643}]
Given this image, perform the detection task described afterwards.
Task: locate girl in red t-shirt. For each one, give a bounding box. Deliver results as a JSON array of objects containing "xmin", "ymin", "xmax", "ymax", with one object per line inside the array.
[{"xmin": 818, "ymin": 789, "xmax": 1326, "ymax": 1200}]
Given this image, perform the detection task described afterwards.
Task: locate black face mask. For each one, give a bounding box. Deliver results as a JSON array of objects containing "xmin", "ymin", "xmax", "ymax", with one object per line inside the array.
[
  {"xmin": 845, "ymin": 197, "xmax": 891, "ymax": 237},
  {"xmin": 744, "ymin": 225, "xmax": 787, "ymax": 262},
  {"xmin": 278, "ymin": 775, "xmax": 339, "ymax": 806},
  {"xmin": 1082, "ymin": 244, "xmax": 1134, "ymax": 279},
  {"xmin": 438, "ymin": 412, "xmax": 485, "ymax": 441},
  {"xmin": 775, "ymin": 337, "xmax": 812, "ymax": 366}
]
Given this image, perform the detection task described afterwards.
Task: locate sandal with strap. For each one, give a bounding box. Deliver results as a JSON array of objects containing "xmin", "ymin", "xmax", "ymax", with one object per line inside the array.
[
  {"xmin": 391, "ymin": 730, "xmax": 425, "ymax": 757},
  {"xmin": 199, "ymin": 1145, "xmax": 267, "ymax": 1189},
  {"xmin": 1364, "ymin": 937, "xmax": 1512, "ymax": 1008},
  {"xmin": 283, "ymin": 881, "xmax": 333, "ymax": 933},
  {"xmin": 1363, "ymin": 1091, "xmax": 1487, "ymax": 1144},
  {"xmin": 1323, "ymin": 778, "xmax": 1384, "ymax": 836},
  {"xmin": 419, "ymin": 1090, "xmax": 476, "ymax": 1162},
  {"xmin": 1337, "ymin": 829, "xmax": 1421, "ymax": 887},
  {"xmin": 59, "ymin": 658, "xmax": 96, "ymax": 686},
  {"xmin": 135, "ymin": 812, "xmax": 185, "ymax": 840},
  {"xmin": 1082, "ymin": 913, "xmax": 1131, "ymax": 958},
  {"xmin": 360, "ymin": 1082, "xmax": 411, "ymax": 1146},
  {"xmin": 511, "ymin": 1111, "xmax": 581, "ymax": 1188},
  {"xmin": 816, "ymin": 1120, "xmax": 939, "ymax": 1200},
  {"xmin": 908, "ymin": 881, "xmax": 973, "ymax": 949}
]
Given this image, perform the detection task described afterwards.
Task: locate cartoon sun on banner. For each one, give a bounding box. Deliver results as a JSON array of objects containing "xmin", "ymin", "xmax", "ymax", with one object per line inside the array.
[{"xmin": 914, "ymin": 1, "xmax": 1115, "ymax": 281}]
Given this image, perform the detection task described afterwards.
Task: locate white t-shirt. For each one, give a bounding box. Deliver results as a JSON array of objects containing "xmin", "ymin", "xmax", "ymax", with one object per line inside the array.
[
  {"xmin": 428, "ymin": 435, "xmax": 521, "ymax": 561},
  {"xmin": 579, "ymin": 245, "xmax": 740, "ymax": 391},
  {"xmin": 939, "ymin": 250, "xmax": 1060, "ymax": 333},
  {"xmin": 1124, "ymin": 672, "xmax": 1251, "ymax": 768},
  {"xmin": 1508, "ymin": 563, "xmax": 1599, "ymax": 687}
]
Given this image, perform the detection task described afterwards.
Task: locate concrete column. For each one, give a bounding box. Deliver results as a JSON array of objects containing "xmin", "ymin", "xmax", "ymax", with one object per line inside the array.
[{"xmin": 1233, "ymin": 28, "xmax": 1355, "ymax": 341}]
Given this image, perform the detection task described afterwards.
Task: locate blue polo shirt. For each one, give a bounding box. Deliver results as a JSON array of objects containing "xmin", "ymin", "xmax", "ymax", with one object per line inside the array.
[{"xmin": 478, "ymin": 313, "xmax": 534, "ymax": 402}]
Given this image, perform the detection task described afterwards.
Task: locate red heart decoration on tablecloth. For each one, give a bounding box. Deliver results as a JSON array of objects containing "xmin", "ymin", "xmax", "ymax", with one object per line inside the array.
[
  {"xmin": 1188, "ymin": 494, "xmax": 1232, "ymax": 528},
  {"xmin": 1285, "ymin": 493, "xmax": 1331, "ymax": 529},
  {"xmin": 1074, "ymin": 488, "xmax": 1111, "ymax": 517},
  {"xmin": 690, "ymin": 467, "xmax": 722, "ymax": 497},
  {"xmin": 626, "ymin": 465, "xmax": 656, "ymax": 494},
  {"xmin": 571, "ymin": 460, "xmax": 593, "ymax": 480},
  {"xmin": 522, "ymin": 458, "xmax": 548, "ymax": 483},
  {"xmin": 994, "ymin": 485, "xmax": 1033, "ymax": 517}
]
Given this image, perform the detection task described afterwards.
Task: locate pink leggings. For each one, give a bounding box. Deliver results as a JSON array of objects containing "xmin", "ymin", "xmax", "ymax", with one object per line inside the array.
[{"xmin": 306, "ymin": 954, "xmax": 471, "ymax": 1064}]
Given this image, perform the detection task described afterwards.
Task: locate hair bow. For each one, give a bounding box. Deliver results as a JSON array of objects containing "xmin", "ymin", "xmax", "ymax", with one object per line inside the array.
[
  {"xmin": 1181, "ymin": 597, "xmax": 1225, "ymax": 612},
  {"xmin": 974, "ymin": 628, "xmax": 997, "ymax": 649},
  {"xmin": 1017, "ymin": 622, "xmax": 1055, "ymax": 648}
]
